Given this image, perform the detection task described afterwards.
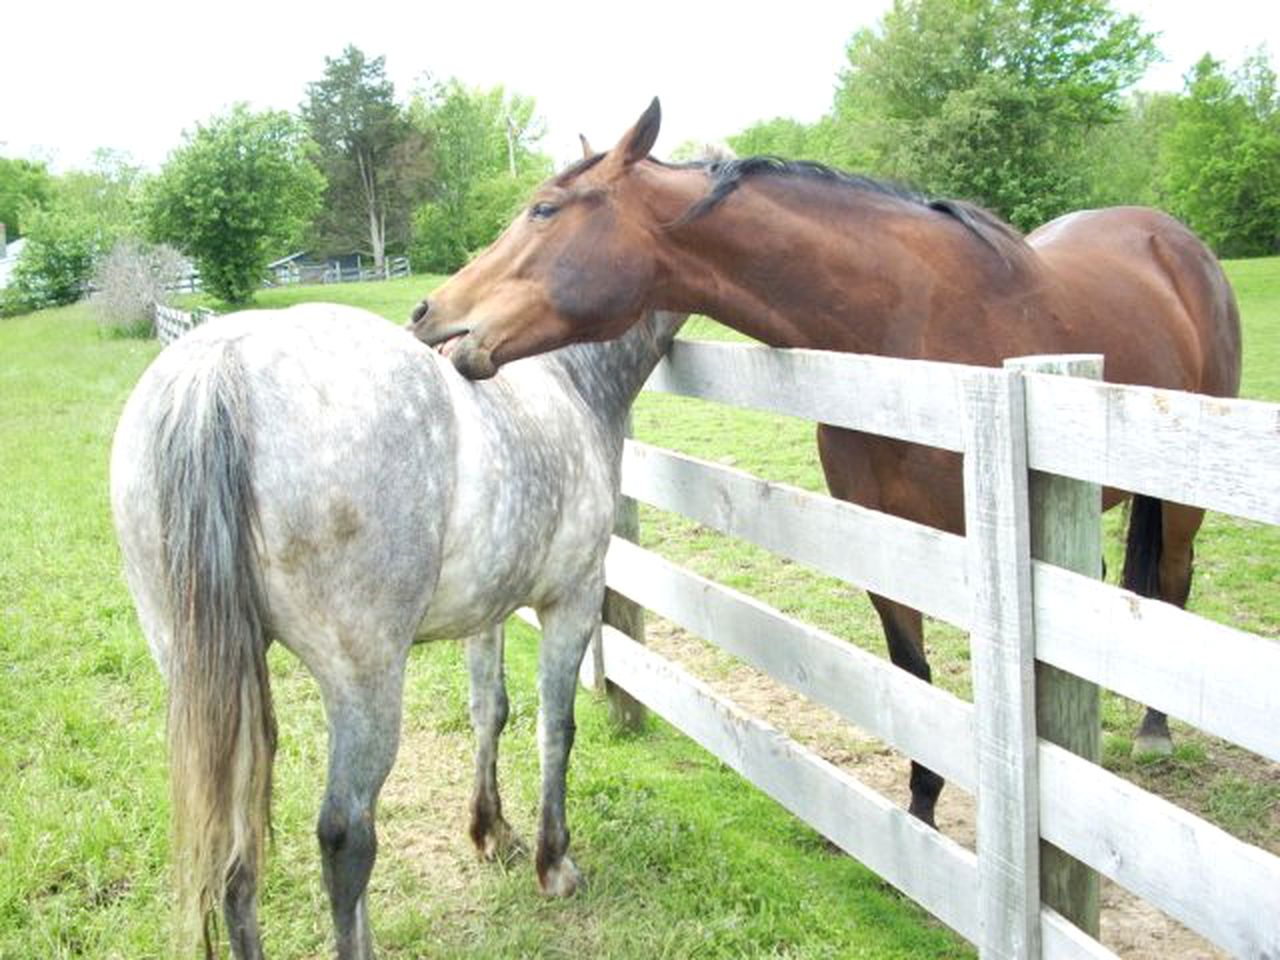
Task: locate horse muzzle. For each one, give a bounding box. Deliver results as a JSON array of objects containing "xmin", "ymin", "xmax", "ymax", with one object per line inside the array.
[{"xmin": 450, "ymin": 337, "xmax": 498, "ymax": 380}]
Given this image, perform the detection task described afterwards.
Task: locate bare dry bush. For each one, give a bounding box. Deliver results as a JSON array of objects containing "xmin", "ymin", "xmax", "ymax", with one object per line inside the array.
[{"xmin": 92, "ymin": 238, "xmax": 188, "ymax": 336}]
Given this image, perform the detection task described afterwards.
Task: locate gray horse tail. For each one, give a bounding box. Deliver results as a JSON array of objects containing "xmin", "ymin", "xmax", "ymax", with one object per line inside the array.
[{"xmin": 155, "ymin": 342, "xmax": 276, "ymax": 955}]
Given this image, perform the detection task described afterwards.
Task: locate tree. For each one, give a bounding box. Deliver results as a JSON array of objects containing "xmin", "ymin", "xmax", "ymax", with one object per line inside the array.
[
  {"xmin": 0, "ymin": 156, "xmax": 53, "ymax": 238},
  {"xmin": 5, "ymin": 205, "xmax": 101, "ymax": 310},
  {"xmin": 301, "ymin": 46, "xmax": 431, "ymax": 269},
  {"xmin": 834, "ymin": 0, "xmax": 1157, "ymax": 229},
  {"xmin": 408, "ymin": 79, "xmax": 551, "ymax": 273},
  {"xmin": 2, "ymin": 151, "xmax": 143, "ymax": 313},
  {"xmin": 144, "ymin": 105, "xmax": 324, "ymax": 304},
  {"xmin": 1160, "ymin": 52, "xmax": 1280, "ymax": 257},
  {"xmin": 1081, "ymin": 91, "xmax": 1179, "ymax": 208}
]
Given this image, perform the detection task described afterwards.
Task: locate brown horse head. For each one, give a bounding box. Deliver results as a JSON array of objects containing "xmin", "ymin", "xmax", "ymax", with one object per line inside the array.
[{"xmin": 408, "ymin": 99, "xmax": 669, "ymax": 379}]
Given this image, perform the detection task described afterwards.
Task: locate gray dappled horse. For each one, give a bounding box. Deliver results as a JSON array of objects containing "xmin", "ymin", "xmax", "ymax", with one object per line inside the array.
[{"xmin": 111, "ymin": 303, "xmax": 684, "ymax": 958}]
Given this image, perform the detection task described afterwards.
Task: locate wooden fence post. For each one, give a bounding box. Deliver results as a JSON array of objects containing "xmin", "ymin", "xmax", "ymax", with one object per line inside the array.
[
  {"xmin": 963, "ymin": 366, "xmax": 1040, "ymax": 959},
  {"xmin": 1006, "ymin": 354, "xmax": 1103, "ymax": 939},
  {"xmin": 601, "ymin": 416, "xmax": 648, "ymax": 730}
]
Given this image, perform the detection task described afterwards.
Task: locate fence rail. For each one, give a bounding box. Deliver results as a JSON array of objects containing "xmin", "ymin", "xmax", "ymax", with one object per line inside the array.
[
  {"xmin": 583, "ymin": 338, "xmax": 1279, "ymax": 958},
  {"xmin": 168, "ymin": 255, "xmax": 412, "ymax": 294}
]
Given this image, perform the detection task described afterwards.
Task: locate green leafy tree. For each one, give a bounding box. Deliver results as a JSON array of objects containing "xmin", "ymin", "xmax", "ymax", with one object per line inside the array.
[
  {"xmin": 144, "ymin": 105, "xmax": 324, "ymax": 304},
  {"xmin": 408, "ymin": 79, "xmax": 552, "ymax": 273},
  {"xmin": 725, "ymin": 116, "xmax": 864, "ymax": 168},
  {"xmin": 1160, "ymin": 52, "xmax": 1280, "ymax": 257},
  {"xmin": 2, "ymin": 151, "xmax": 143, "ymax": 314},
  {"xmin": 0, "ymin": 156, "xmax": 54, "ymax": 239},
  {"xmin": 1081, "ymin": 91, "xmax": 1179, "ymax": 208},
  {"xmin": 835, "ymin": 0, "xmax": 1157, "ymax": 229},
  {"xmin": 7, "ymin": 206, "xmax": 102, "ymax": 310},
  {"xmin": 301, "ymin": 45, "xmax": 431, "ymax": 269}
]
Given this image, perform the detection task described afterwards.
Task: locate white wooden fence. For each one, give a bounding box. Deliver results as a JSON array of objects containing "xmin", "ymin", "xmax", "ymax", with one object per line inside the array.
[
  {"xmin": 557, "ymin": 340, "xmax": 1279, "ymax": 959},
  {"xmin": 169, "ymin": 255, "xmax": 411, "ymax": 294},
  {"xmin": 154, "ymin": 304, "xmax": 213, "ymax": 345}
]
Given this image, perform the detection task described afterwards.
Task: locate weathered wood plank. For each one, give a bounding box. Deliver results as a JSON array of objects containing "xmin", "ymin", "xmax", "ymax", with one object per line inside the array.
[
  {"xmin": 601, "ymin": 411, "xmax": 647, "ymax": 729},
  {"xmin": 962, "ymin": 366, "xmax": 1041, "ymax": 959},
  {"xmin": 1039, "ymin": 742, "xmax": 1280, "ymax": 958},
  {"xmin": 645, "ymin": 340, "xmax": 968, "ymax": 451},
  {"xmin": 1033, "ymin": 562, "xmax": 1280, "ymax": 764},
  {"xmin": 1040, "ymin": 908, "xmax": 1119, "ymax": 960},
  {"xmin": 1021, "ymin": 372, "xmax": 1280, "ymax": 524},
  {"xmin": 1008, "ymin": 355, "xmax": 1103, "ymax": 939},
  {"xmin": 597, "ymin": 624, "xmax": 982, "ymax": 943},
  {"xmin": 620, "ymin": 441, "xmax": 971, "ymax": 628},
  {"xmin": 604, "ymin": 535, "xmax": 977, "ymax": 790}
]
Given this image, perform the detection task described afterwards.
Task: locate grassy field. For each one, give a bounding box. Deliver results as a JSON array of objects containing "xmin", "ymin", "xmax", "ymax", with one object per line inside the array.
[{"xmin": 2, "ymin": 258, "xmax": 1275, "ymax": 957}]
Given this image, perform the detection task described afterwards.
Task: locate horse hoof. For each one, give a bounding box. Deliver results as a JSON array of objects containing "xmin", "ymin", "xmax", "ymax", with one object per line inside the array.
[
  {"xmin": 539, "ymin": 856, "xmax": 581, "ymax": 898},
  {"xmin": 1132, "ymin": 734, "xmax": 1173, "ymax": 758},
  {"xmin": 477, "ymin": 819, "xmax": 524, "ymax": 864}
]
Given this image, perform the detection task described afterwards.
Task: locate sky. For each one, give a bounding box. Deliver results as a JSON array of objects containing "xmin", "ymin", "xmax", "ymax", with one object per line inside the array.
[{"xmin": 2, "ymin": 0, "xmax": 1276, "ymax": 174}]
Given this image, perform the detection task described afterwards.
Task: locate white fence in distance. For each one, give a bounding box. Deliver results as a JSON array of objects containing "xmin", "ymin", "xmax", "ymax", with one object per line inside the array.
[
  {"xmin": 568, "ymin": 339, "xmax": 1279, "ymax": 959},
  {"xmin": 154, "ymin": 304, "xmax": 213, "ymax": 345},
  {"xmin": 168, "ymin": 255, "xmax": 412, "ymax": 294}
]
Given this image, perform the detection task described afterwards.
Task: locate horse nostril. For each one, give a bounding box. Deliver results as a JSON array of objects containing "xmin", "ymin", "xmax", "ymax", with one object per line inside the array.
[{"xmin": 409, "ymin": 300, "xmax": 430, "ymax": 325}]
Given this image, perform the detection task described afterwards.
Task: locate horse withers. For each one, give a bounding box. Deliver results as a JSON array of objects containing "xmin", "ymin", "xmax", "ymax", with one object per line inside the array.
[
  {"xmin": 408, "ymin": 99, "xmax": 1242, "ymax": 827},
  {"xmin": 111, "ymin": 302, "xmax": 684, "ymax": 958}
]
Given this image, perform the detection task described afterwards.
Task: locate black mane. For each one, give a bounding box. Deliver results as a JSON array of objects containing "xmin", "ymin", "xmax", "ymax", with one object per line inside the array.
[{"xmin": 666, "ymin": 155, "xmax": 1025, "ymax": 256}]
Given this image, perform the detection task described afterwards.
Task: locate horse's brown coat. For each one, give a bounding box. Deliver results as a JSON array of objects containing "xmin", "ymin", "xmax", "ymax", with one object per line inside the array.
[{"xmin": 410, "ymin": 100, "xmax": 1242, "ymax": 822}]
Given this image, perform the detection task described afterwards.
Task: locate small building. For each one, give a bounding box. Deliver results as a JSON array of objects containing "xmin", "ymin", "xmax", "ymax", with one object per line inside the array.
[{"xmin": 0, "ymin": 224, "xmax": 27, "ymax": 290}]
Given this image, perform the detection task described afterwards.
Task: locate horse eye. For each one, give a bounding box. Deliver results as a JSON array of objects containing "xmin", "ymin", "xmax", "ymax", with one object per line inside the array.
[{"xmin": 530, "ymin": 202, "xmax": 559, "ymax": 221}]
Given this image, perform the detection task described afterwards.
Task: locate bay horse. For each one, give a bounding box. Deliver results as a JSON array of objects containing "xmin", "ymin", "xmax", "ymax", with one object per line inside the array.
[
  {"xmin": 407, "ymin": 99, "xmax": 1242, "ymax": 828},
  {"xmin": 111, "ymin": 302, "xmax": 685, "ymax": 958}
]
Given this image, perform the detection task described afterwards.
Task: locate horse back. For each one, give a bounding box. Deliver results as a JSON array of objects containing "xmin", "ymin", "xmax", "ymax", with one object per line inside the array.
[{"xmin": 1026, "ymin": 207, "xmax": 1241, "ymax": 398}]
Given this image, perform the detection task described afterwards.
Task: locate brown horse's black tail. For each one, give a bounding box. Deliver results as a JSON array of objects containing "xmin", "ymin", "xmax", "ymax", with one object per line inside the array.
[{"xmin": 1122, "ymin": 494, "xmax": 1163, "ymax": 598}]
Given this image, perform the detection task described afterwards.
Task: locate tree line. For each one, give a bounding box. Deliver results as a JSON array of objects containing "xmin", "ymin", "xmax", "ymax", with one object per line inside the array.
[{"xmin": 2, "ymin": 0, "xmax": 1276, "ymax": 314}]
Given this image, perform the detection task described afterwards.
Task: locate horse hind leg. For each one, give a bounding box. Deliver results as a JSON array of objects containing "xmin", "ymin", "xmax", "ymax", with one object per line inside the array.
[
  {"xmin": 1124, "ymin": 496, "xmax": 1203, "ymax": 756},
  {"xmin": 315, "ymin": 656, "xmax": 408, "ymax": 960},
  {"xmin": 869, "ymin": 594, "xmax": 946, "ymax": 827},
  {"xmin": 466, "ymin": 624, "xmax": 521, "ymax": 861}
]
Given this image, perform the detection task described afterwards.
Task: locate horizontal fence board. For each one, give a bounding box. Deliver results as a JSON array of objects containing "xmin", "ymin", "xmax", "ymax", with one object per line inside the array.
[
  {"xmin": 1039, "ymin": 742, "xmax": 1280, "ymax": 958},
  {"xmin": 645, "ymin": 340, "xmax": 967, "ymax": 451},
  {"xmin": 604, "ymin": 536, "xmax": 977, "ymax": 790},
  {"xmin": 620, "ymin": 441, "xmax": 970, "ymax": 628},
  {"xmin": 598, "ymin": 624, "xmax": 982, "ymax": 943},
  {"xmin": 1040, "ymin": 908, "xmax": 1119, "ymax": 960},
  {"xmin": 1022, "ymin": 372, "xmax": 1280, "ymax": 524},
  {"xmin": 1033, "ymin": 562, "xmax": 1280, "ymax": 765}
]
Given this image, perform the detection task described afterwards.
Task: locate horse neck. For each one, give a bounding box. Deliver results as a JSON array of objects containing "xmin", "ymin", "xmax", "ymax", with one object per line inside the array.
[
  {"xmin": 554, "ymin": 310, "xmax": 687, "ymax": 430},
  {"xmin": 647, "ymin": 171, "xmax": 1028, "ymax": 355}
]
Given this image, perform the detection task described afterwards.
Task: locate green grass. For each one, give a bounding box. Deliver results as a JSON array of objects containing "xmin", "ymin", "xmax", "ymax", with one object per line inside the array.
[{"xmin": 2, "ymin": 256, "xmax": 1276, "ymax": 956}]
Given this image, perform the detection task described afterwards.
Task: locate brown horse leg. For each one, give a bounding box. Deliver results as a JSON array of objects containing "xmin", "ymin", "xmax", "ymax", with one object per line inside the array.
[
  {"xmin": 869, "ymin": 594, "xmax": 946, "ymax": 827},
  {"xmin": 1126, "ymin": 498, "xmax": 1204, "ymax": 756},
  {"xmin": 466, "ymin": 625, "xmax": 521, "ymax": 861}
]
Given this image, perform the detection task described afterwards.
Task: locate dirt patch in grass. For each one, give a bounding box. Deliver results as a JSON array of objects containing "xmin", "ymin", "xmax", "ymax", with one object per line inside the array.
[{"xmin": 640, "ymin": 616, "xmax": 1278, "ymax": 959}]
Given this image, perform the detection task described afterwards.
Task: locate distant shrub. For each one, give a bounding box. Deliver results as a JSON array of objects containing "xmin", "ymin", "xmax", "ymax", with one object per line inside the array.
[
  {"xmin": 7, "ymin": 207, "xmax": 102, "ymax": 311},
  {"xmin": 92, "ymin": 238, "xmax": 187, "ymax": 336}
]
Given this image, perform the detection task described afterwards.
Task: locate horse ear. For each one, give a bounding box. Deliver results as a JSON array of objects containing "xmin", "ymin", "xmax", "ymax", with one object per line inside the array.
[
  {"xmin": 579, "ymin": 133, "xmax": 594, "ymax": 159},
  {"xmin": 613, "ymin": 97, "xmax": 661, "ymax": 167}
]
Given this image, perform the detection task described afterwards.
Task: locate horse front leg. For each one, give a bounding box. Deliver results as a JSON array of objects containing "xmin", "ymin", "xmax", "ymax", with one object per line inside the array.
[
  {"xmin": 531, "ymin": 585, "xmax": 602, "ymax": 897},
  {"xmin": 465, "ymin": 624, "xmax": 521, "ymax": 861},
  {"xmin": 315, "ymin": 658, "xmax": 407, "ymax": 960},
  {"xmin": 869, "ymin": 594, "xmax": 946, "ymax": 827}
]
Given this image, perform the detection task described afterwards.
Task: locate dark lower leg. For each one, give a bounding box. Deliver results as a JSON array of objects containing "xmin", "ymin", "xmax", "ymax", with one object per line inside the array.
[
  {"xmin": 223, "ymin": 860, "xmax": 263, "ymax": 960},
  {"xmin": 870, "ymin": 594, "xmax": 944, "ymax": 827},
  {"xmin": 466, "ymin": 626, "xmax": 517, "ymax": 859},
  {"xmin": 317, "ymin": 681, "xmax": 402, "ymax": 960}
]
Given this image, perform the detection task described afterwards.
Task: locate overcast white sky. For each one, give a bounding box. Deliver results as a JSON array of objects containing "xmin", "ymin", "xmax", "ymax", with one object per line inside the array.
[{"xmin": 3, "ymin": 1, "xmax": 1276, "ymax": 173}]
